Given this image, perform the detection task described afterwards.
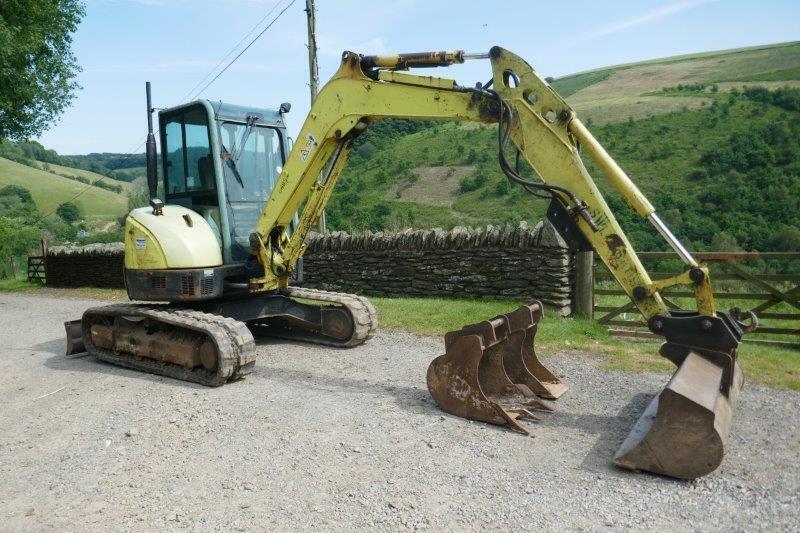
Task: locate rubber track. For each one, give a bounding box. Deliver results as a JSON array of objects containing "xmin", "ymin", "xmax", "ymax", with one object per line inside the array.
[
  {"xmin": 81, "ymin": 304, "xmax": 255, "ymax": 387},
  {"xmin": 250, "ymin": 287, "xmax": 378, "ymax": 348}
]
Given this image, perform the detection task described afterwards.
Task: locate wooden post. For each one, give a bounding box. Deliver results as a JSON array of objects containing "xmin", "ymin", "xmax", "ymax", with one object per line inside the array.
[
  {"xmin": 574, "ymin": 251, "xmax": 594, "ymax": 318},
  {"xmin": 306, "ymin": 0, "xmax": 326, "ymax": 234},
  {"xmin": 10, "ymin": 256, "xmax": 18, "ymax": 280},
  {"xmin": 305, "ymin": 0, "xmax": 319, "ymax": 103}
]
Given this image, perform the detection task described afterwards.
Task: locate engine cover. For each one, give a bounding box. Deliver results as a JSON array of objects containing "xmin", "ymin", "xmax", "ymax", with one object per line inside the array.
[{"xmin": 124, "ymin": 205, "xmax": 223, "ymax": 269}]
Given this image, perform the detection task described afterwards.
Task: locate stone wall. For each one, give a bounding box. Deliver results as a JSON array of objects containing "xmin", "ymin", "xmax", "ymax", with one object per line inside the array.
[
  {"xmin": 45, "ymin": 243, "xmax": 125, "ymax": 289},
  {"xmin": 42, "ymin": 221, "xmax": 575, "ymax": 314},
  {"xmin": 302, "ymin": 221, "xmax": 574, "ymax": 314}
]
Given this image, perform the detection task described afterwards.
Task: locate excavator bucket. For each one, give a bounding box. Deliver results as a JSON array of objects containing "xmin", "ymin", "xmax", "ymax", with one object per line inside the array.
[
  {"xmin": 613, "ymin": 344, "xmax": 744, "ymax": 479},
  {"xmin": 64, "ymin": 319, "xmax": 85, "ymax": 355},
  {"xmin": 426, "ymin": 302, "xmax": 566, "ymax": 434}
]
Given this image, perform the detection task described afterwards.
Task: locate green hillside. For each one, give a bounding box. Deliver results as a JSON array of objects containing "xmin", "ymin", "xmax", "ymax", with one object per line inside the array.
[
  {"xmin": 326, "ymin": 43, "xmax": 800, "ymax": 255},
  {"xmin": 0, "ymin": 157, "xmax": 128, "ymax": 223},
  {"xmin": 7, "ymin": 41, "xmax": 796, "ymax": 255},
  {"xmin": 555, "ymin": 41, "xmax": 800, "ymax": 124},
  {"xmin": 35, "ymin": 161, "xmax": 132, "ymax": 191}
]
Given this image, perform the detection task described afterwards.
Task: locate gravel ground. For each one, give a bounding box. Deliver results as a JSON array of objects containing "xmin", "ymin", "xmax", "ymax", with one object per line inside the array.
[{"xmin": 0, "ymin": 293, "xmax": 797, "ymax": 531}]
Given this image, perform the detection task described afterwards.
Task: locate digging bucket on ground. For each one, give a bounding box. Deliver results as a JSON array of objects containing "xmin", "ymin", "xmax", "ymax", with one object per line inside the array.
[
  {"xmin": 426, "ymin": 302, "xmax": 566, "ymax": 434},
  {"xmin": 613, "ymin": 343, "xmax": 744, "ymax": 480}
]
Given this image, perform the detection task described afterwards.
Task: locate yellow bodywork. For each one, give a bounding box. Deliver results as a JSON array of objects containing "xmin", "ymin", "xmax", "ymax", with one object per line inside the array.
[
  {"xmin": 246, "ymin": 47, "xmax": 717, "ymax": 321},
  {"xmin": 125, "ymin": 205, "xmax": 222, "ymax": 270}
]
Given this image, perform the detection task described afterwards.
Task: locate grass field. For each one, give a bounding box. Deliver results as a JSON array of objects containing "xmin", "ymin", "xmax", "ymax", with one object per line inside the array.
[
  {"xmin": 0, "ymin": 157, "xmax": 128, "ymax": 222},
  {"xmin": 558, "ymin": 41, "xmax": 800, "ymax": 124},
  {"xmin": 371, "ymin": 296, "xmax": 799, "ymax": 391},
  {"xmin": 36, "ymin": 161, "xmax": 131, "ymax": 191},
  {"xmin": 112, "ymin": 166, "xmax": 148, "ymax": 182},
  {"xmin": 1, "ymin": 279, "xmax": 794, "ymax": 390}
]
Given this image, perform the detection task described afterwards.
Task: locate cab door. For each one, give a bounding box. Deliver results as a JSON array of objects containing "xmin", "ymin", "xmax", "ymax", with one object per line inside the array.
[{"xmin": 160, "ymin": 104, "xmax": 224, "ymax": 246}]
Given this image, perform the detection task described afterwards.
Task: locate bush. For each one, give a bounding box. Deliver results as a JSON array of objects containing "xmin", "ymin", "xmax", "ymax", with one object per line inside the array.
[
  {"xmin": 741, "ymin": 86, "xmax": 800, "ymax": 112},
  {"xmin": 0, "ymin": 185, "xmax": 34, "ymax": 205},
  {"xmin": 685, "ymin": 168, "xmax": 707, "ymax": 181},
  {"xmin": 56, "ymin": 201, "xmax": 81, "ymax": 223},
  {"xmin": 458, "ymin": 176, "xmax": 477, "ymax": 193},
  {"xmin": 459, "ymin": 166, "xmax": 489, "ymax": 193}
]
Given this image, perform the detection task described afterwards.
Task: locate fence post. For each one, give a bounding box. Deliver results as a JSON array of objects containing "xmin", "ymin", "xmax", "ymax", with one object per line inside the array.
[{"xmin": 574, "ymin": 251, "xmax": 594, "ymax": 318}]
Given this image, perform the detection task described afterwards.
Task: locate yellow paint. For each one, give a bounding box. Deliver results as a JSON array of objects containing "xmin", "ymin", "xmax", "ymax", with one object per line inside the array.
[
  {"xmin": 377, "ymin": 70, "xmax": 456, "ymax": 90},
  {"xmin": 125, "ymin": 205, "xmax": 222, "ymax": 270},
  {"xmin": 124, "ymin": 216, "xmax": 168, "ymax": 269},
  {"xmin": 245, "ymin": 46, "xmax": 719, "ymax": 321},
  {"xmin": 568, "ymin": 118, "xmax": 655, "ymax": 217},
  {"xmin": 693, "ymin": 267, "xmax": 717, "ymax": 316}
]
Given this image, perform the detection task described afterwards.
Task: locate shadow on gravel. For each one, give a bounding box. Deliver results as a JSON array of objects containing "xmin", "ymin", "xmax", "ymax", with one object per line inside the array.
[
  {"xmin": 544, "ymin": 392, "xmax": 658, "ymax": 477},
  {"xmin": 34, "ymin": 334, "xmax": 286, "ymax": 386},
  {"xmin": 41, "ymin": 349, "xmax": 205, "ymax": 389},
  {"xmin": 253, "ymin": 365, "xmax": 437, "ymax": 416},
  {"xmin": 32, "ymin": 338, "xmax": 64, "ymax": 356}
]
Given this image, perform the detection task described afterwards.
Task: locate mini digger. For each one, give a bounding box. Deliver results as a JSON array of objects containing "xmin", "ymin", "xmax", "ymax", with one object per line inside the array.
[{"xmin": 65, "ymin": 47, "xmax": 757, "ymax": 480}]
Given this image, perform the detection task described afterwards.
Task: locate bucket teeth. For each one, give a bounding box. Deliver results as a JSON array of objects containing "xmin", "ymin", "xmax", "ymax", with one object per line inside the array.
[{"xmin": 426, "ymin": 301, "xmax": 566, "ymax": 434}]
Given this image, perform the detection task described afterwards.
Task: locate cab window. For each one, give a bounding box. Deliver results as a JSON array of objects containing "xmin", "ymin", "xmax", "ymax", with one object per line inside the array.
[
  {"xmin": 218, "ymin": 122, "xmax": 283, "ymax": 202},
  {"xmin": 162, "ymin": 106, "xmax": 215, "ymax": 196}
]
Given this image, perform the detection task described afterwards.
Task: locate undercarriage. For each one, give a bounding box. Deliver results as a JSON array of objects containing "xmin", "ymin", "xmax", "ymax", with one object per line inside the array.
[{"xmin": 65, "ymin": 287, "xmax": 378, "ymax": 386}]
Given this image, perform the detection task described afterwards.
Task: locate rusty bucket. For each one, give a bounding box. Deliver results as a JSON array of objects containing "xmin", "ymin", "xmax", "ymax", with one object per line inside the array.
[
  {"xmin": 426, "ymin": 302, "xmax": 566, "ymax": 434},
  {"xmin": 613, "ymin": 345, "xmax": 744, "ymax": 479}
]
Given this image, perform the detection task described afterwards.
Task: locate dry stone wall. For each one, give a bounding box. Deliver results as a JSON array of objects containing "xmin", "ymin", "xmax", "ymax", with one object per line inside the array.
[
  {"xmin": 43, "ymin": 221, "xmax": 576, "ymax": 314},
  {"xmin": 45, "ymin": 243, "xmax": 125, "ymax": 289},
  {"xmin": 302, "ymin": 221, "xmax": 574, "ymax": 314}
]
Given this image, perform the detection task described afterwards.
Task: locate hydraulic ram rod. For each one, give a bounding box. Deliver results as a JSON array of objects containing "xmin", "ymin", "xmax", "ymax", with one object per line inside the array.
[
  {"xmin": 568, "ymin": 118, "xmax": 697, "ymax": 266},
  {"xmin": 360, "ymin": 50, "xmax": 487, "ymax": 70}
]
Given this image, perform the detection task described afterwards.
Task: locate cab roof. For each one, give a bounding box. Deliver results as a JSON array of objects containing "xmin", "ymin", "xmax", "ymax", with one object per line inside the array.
[
  {"xmin": 210, "ymin": 100, "xmax": 285, "ymax": 128},
  {"xmin": 159, "ymin": 99, "xmax": 286, "ymax": 128}
]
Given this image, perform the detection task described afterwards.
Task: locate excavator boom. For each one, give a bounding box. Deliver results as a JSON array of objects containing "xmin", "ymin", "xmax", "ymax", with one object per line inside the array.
[{"xmin": 245, "ymin": 47, "xmax": 753, "ymax": 479}]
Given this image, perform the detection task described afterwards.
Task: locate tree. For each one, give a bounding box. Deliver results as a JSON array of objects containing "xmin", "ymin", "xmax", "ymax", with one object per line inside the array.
[
  {"xmin": 0, "ymin": 1, "xmax": 85, "ymax": 140},
  {"xmin": 0, "ymin": 184, "xmax": 34, "ymax": 205},
  {"xmin": 56, "ymin": 201, "xmax": 81, "ymax": 223}
]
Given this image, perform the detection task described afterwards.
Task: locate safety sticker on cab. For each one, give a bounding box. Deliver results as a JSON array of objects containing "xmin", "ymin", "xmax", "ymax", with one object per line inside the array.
[{"xmin": 135, "ymin": 237, "xmax": 147, "ymax": 250}]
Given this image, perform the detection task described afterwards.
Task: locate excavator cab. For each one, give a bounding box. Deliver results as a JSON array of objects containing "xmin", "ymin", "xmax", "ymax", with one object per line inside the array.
[
  {"xmin": 122, "ymin": 100, "xmax": 295, "ymax": 301},
  {"xmin": 158, "ymin": 100, "xmax": 290, "ymax": 262}
]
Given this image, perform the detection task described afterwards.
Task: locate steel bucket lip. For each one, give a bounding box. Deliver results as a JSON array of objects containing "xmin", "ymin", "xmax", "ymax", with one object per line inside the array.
[{"xmin": 613, "ymin": 352, "xmax": 743, "ymax": 480}]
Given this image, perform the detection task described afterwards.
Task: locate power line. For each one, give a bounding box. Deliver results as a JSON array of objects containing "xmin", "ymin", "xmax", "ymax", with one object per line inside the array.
[
  {"xmin": 31, "ymin": 137, "xmax": 148, "ymax": 225},
  {"xmin": 188, "ymin": 0, "xmax": 297, "ymax": 101},
  {"xmin": 34, "ymin": 0, "xmax": 297, "ymax": 224},
  {"xmin": 179, "ymin": 0, "xmax": 284, "ymax": 103}
]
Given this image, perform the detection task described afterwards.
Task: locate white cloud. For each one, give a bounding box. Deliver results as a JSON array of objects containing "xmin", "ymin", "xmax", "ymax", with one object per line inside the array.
[{"xmin": 570, "ymin": 0, "xmax": 717, "ymax": 45}]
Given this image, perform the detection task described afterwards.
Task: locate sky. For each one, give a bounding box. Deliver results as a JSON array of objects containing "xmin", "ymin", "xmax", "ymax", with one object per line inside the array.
[{"xmin": 37, "ymin": 0, "xmax": 800, "ymax": 155}]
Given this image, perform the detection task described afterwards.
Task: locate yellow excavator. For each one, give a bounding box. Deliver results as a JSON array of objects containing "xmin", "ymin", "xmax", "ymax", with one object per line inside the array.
[{"xmin": 64, "ymin": 47, "xmax": 756, "ymax": 480}]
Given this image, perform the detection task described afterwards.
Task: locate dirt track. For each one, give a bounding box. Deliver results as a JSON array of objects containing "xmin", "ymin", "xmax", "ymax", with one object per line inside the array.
[{"xmin": 1, "ymin": 293, "xmax": 798, "ymax": 531}]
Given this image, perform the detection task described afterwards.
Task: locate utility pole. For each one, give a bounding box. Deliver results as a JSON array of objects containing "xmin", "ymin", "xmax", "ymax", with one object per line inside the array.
[
  {"xmin": 305, "ymin": 0, "xmax": 326, "ymax": 232},
  {"xmin": 305, "ymin": 0, "xmax": 319, "ymax": 102}
]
